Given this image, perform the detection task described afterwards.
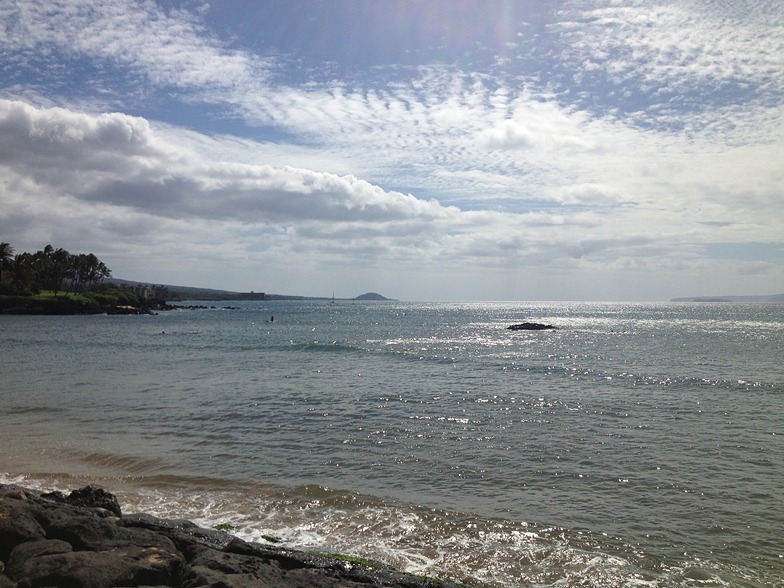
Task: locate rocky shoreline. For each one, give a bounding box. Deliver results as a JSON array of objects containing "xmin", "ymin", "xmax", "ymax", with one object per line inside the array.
[
  {"xmin": 0, "ymin": 297, "xmax": 166, "ymax": 315},
  {"xmin": 0, "ymin": 298, "xmax": 242, "ymax": 315},
  {"xmin": 0, "ymin": 484, "xmax": 467, "ymax": 588}
]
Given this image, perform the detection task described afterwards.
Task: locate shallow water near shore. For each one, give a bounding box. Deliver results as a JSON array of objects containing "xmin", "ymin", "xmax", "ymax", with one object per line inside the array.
[{"xmin": 2, "ymin": 301, "xmax": 783, "ymax": 586}]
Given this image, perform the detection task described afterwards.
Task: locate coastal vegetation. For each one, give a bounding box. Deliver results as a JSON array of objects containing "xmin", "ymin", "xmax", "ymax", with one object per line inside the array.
[
  {"xmin": 1, "ymin": 241, "xmax": 391, "ymax": 310},
  {"xmin": 0, "ymin": 242, "xmax": 147, "ymax": 314},
  {"xmin": 0, "ymin": 242, "xmax": 111, "ymax": 295}
]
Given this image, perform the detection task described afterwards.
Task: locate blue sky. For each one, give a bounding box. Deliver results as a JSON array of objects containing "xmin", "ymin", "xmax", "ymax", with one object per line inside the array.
[{"xmin": 1, "ymin": 0, "xmax": 782, "ymax": 300}]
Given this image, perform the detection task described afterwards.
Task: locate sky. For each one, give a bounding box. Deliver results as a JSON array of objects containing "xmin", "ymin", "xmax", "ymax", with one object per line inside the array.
[{"xmin": 1, "ymin": 0, "xmax": 782, "ymax": 301}]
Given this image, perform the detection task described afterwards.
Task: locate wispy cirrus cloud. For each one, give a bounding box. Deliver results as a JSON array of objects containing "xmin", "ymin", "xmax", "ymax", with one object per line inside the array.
[
  {"xmin": 0, "ymin": 0, "xmax": 268, "ymax": 94},
  {"xmin": 556, "ymin": 1, "xmax": 784, "ymax": 119}
]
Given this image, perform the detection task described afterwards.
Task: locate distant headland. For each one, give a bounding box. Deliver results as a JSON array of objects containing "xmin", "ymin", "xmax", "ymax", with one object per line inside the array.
[
  {"xmin": 105, "ymin": 280, "xmax": 392, "ymax": 302},
  {"xmin": 0, "ymin": 277, "xmax": 394, "ymax": 314},
  {"xmin": 0, "ymin": 243, "xmax": 164, "ymax": 315},
  {"xmin": 0, "ymin": 245, "xmax": 393, "ymax": 315},
  {"xmin": 671, "ymin": 293, "xmax": 784, "ymax": 303}
]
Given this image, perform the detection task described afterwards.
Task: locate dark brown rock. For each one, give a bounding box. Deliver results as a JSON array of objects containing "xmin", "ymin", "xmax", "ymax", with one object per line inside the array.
[
  {"xmin": 0, "ymin": 483, "xmax": 468, "ymax": 588},
  {"xmin": 6, "ymin": 538, "xmax": 73, "ymax": 577},
  {"xmin": 67, "ymin": 485, "xmax": 124, "ymax": 517},
  {"xmin": 507, "ymin": 322, "xmax": 557, "ymax": 330},
  {"xmin": 7, "ymin": 544, "xmax": 183, "ymax": 588},
  {"xmin": 0, "ymin": 500, "xmax": 46, "ymax": 560}
]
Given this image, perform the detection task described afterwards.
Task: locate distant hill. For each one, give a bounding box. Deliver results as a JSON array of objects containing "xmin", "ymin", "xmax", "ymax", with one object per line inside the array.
[
  {"xmin": 107, "ymin": 278, "xmax": 256, "ymax": 300},
  {"xmin": 671, "ymin": 293, "xmax": 784, "ymax": 303},
  {"xmin": 109, "ymin": 279, "xmax": 391, "ymax": 302},
  {"xmin": 354, "ymin": 292, "xmax": 391, "ymax": 301}
]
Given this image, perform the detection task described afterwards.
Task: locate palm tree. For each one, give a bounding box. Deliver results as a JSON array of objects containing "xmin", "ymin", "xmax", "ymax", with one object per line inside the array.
[
  {"xmin": 0, "ymin": 242, "xmax": 14, "ymax": 285},
  {"xmin": 11, "ymin": 253, "xmax": 34, "ymax": 292}
]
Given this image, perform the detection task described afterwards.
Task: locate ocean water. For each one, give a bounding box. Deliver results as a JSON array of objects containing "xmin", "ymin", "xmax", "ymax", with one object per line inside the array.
[{"xmin": 1, "ymin": 301, "xmax": 782, "ymax": 587}]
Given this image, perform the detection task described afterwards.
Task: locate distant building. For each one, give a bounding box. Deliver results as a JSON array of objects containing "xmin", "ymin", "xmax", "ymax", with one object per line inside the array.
[{"xmin": 121, "ymin": 283, "xmax": 159, "ymax": 300}]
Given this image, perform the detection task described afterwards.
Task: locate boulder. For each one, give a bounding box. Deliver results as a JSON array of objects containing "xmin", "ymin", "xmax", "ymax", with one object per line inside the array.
[
  {"xmin": 42, "ymin": 485, "xmax": 122, "ymax": 517},
  {"xmin": 0, "ymin": 483, "xmax": 467, "ymax": 588},
  {"xmin": 7, "ymin": 541, "xmax": 183, "ymax": 587}
]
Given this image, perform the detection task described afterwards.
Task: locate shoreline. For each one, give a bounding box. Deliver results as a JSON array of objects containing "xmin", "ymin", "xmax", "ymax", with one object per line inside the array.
[
  {"xmin": 0, "ymin": 483, "xmax": 469, "ymax": 588},
  {"xmin": 0, "ymin": 296, "xmax": 166, "ymax": 315},
  {"xmin": 0, "ymin": 296, "xmax": 242, "ymax": 315}
]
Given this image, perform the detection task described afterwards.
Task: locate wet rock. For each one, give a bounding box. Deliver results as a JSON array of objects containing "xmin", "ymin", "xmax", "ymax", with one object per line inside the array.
[
  {"xmin": 0, "ymin": 483, "xmax": 467, "ymax": 588},
  {"xmin": 67, "ymin": 485, "xmax": 124, "ymax": 517},
  {"xmin": 507, "ymin": 322, "xmax": 557, "ymax": 330}
]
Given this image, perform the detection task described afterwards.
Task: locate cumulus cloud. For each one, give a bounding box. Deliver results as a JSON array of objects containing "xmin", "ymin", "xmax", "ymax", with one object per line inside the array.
[
  {"xmin": 0, "ymin": 100, "xmax": 459, "ymax": 223},
  {"xmin": 0, "ymin": 0, "xmax": 782, "ymax": 299},
  {"xmin": 0, "ymin": 99, "xmax": 647, "ymax": 271}
]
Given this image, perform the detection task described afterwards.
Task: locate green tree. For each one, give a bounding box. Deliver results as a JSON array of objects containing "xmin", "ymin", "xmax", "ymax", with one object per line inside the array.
[
  {"xmin": 31, "ymin": 245, "xmax": 72, "ymax": 295},
  {"xmin": 10, "ymin": 253, "xmax": 35, "ymax": 293},
  {"xmin": 0, "ymin": 241, "xmax": 14, "ymax": 285},
  {"xmin": 72, "ymin": 253, "xmax": 112, "ymax": 291},
  {"xmin": 2, "ymin": 244, "xmax": 112, "ymax": 295}
]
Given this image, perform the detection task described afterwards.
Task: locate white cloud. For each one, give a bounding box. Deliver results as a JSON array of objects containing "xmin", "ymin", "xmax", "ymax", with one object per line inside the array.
[
  {"xmin": 558, "ymin": 1, "xmax": 784, "ymax": 109},
  {"xmin": 0, "ymin": 99, "xmax": 459, "ymax": 226},
  {"xmin": 0, "ymin": 0, "xmax": 782, "ymax": 299},
  {"xmin": 0, "ymin": 0, "xmax": 267, "ymax": 92},
  {"xmin": 2, "ymin": 91, "xmax": 782, "ymax": 298}
]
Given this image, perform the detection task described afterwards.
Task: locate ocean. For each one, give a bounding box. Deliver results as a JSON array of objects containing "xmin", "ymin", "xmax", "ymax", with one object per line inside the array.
[{"xmin": 1, "ymin": 300, "xmax": 782, "ymax": 586}]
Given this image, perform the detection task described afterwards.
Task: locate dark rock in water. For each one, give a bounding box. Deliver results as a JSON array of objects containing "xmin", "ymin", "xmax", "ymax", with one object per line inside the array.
[
  {"xmin": 0, "ymin": 483, "xmax": 466, "ymax": 588},
  {"xmin": 507, "ymin": 322, "xmax": 557, "ymax": 330},
  {"xmin": 42, "ymin": 484, "xmax": 123, "ymax": 517}
]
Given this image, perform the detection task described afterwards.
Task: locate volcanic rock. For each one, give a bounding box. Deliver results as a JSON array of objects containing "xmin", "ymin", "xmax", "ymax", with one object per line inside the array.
[{"xmin": 0, "ymin": 484, "xmax": 465, "ymax": 588}]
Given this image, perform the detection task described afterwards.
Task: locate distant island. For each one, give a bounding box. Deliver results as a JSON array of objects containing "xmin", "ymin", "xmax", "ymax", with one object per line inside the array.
[
  {"xmin": 354, "ymin": 292, "xmax": 390, "ymax": 301},
  {"xmin": 671, "ymin": 294, "xmax": 784, "ymax": 303}
]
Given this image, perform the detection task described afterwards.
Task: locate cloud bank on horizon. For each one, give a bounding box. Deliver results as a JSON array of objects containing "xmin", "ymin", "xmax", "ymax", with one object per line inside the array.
[{"xmin": 1, "ymin": 0, "xmax": 782, "ymax": 301}]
